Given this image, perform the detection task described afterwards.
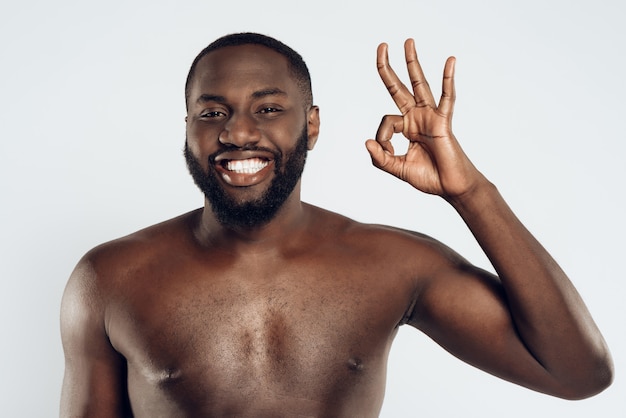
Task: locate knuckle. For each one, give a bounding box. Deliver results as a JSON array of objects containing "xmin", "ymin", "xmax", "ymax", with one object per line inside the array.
[
  {"xmin": 385, "ymin": 83, "xmax": 401, "ymax": 95},
  {"xmin": 380, "ymin": 114, "xmax": 395, "ymax": 124},
  {"xmin": 411, "ymin": 79, "xmax": 428, "ymax": 89}
]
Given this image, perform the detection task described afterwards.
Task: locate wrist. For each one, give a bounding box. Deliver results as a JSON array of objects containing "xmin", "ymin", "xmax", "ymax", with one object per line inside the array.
[{"xmin": 445, "ymin": 177, "xmax": 498, "ymax": 214}]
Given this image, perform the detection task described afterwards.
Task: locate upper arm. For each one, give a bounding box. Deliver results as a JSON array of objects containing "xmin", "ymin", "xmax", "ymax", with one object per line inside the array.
[
  {"xmin": 407, "ymin": 247, "xmax": 562, "ymax": 395},
  {"xmin": 60, "ymin": 256, "xmax": 131, "ymax": 417}
]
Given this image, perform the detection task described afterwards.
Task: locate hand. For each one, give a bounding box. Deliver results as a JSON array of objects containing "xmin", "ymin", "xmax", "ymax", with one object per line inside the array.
[{"xmin": 365, "ymin": 39, "xmax": 483, "ymax": 199}]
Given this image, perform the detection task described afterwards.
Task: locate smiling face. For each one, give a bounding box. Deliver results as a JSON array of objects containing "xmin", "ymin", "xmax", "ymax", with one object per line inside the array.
[{"xmin": 185, "ymin": 44, "xmax": 319, "ymax": 228}]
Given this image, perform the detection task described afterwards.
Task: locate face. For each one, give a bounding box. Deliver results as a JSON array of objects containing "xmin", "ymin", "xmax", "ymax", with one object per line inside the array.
[{"xmin": 185, "ymin": 44, "xmax": 320, "ymax": 228}]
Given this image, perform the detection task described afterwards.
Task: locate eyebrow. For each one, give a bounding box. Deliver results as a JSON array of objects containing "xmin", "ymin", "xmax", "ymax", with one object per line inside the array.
[
  {"xmin": 196, "ymin": 88, "xmax": 288, "ymax": 104},
  {"xmin": 251, "ymin": 88, "xmax": 287, "ymax": 99},
  {"xmin": 197, "ymin": 94, "xmax": 226, "ymax": 104}
]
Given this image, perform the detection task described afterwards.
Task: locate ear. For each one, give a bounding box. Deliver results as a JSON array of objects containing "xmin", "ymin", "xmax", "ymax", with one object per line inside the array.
[{"xmin": 306, "ymin": 106, "xmax": 320, "ymax": 150}]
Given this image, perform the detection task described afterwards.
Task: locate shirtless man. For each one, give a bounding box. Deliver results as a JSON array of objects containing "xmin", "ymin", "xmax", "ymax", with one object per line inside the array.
[{"xmin": 60, "ymin": 32, "xmax": 613, "ymax": 417}]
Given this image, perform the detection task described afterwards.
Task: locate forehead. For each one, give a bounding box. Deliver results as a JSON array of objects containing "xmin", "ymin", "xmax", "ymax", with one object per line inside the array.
[{"xmin": 190, "ymin": 44, "xmax": 300, "ymax": 102}]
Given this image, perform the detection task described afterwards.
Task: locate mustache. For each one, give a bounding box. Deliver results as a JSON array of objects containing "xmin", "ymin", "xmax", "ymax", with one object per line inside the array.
[
  {"xmin": 182, "ymin": 139, "xmax": 282, "ymax": 166},
  {"xmin": 207, "ymin": 144, "xmax": 282, "ymax": 165}
]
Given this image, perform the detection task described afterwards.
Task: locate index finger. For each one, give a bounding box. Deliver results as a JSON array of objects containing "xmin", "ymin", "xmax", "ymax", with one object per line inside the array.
[{"xmin": 377, "ymin": 42, "xmax": 416, "ymax": 115}]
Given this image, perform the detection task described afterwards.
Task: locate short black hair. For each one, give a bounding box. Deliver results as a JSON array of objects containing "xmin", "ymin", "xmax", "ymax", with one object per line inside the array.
[{"xmin": 185, "ymin": 32, "xmax": 313, "ymax": 110}]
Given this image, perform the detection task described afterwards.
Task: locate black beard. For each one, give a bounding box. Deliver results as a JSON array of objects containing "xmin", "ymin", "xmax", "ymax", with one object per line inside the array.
[{"xmin": 184, "ymin": 127, "xmax": 308, "ymax": 229}]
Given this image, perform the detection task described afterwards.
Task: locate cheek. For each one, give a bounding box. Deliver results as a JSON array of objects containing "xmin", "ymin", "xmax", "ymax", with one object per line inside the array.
[
  {"xmin": 187, "ymin": 124, "xmax": 219, "ymax": 156},
  {"xmin": 266, "ymin": 117, "xmax": 307, "ymax": 147},
  {"xmin": 185, "ymin": 133, "xmax": 200, "ymax": 157}
]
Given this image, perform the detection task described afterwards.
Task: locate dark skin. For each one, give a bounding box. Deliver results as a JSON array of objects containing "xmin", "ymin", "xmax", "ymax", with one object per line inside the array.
[{"xmin": 60, "ymin": 41, "xmax": 613, "ymax": 417}]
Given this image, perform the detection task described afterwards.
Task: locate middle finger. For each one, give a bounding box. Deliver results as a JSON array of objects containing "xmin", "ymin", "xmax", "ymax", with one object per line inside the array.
[{"xmin": 404, "ymin": 38, "xmax": 436, "ymax": 108}]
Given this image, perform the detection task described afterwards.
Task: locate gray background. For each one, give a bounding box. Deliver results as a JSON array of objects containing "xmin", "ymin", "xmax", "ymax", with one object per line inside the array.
[{"xmin": 1, "ymin": 0, "xmax": 624, "ymax": 416}]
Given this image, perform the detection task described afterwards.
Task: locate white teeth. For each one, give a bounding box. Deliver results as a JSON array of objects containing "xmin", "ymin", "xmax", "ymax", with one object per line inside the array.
[{"xmin": 226, "ymin": 158, "xmax": 269, "ymax": 174}]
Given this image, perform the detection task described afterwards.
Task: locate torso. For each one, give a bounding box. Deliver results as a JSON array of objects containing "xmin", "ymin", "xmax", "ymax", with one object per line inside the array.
[{"xmin": 90, "ymin": 205, "xmax": 434, "ymax": 417}]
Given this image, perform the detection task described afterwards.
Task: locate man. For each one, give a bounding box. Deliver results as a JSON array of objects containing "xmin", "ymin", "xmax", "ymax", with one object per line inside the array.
[{"xmin": 60, "ymin": 32, "xmax": 613, "ymax": 417}]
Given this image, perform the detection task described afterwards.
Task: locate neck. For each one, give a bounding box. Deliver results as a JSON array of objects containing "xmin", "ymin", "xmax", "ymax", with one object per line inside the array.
[{"xmin": 194, "ymin": 191, "xmax": 309, "ymax": 253}]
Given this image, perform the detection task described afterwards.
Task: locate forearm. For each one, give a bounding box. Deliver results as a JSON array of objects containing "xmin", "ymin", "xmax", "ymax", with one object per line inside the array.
[{"xmin": 448, "ymin": 179, "xmax": 613, "ymax": 397}]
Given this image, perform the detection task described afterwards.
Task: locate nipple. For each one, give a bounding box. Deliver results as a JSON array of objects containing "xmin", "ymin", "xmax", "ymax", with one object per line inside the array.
[{"xmin": 347, "ymin": 357, "xmax": 364, "ymax": 372}]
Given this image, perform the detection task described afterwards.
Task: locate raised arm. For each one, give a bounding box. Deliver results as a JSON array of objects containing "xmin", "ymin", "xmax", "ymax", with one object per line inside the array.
[
  {"xmin": 366, "ymin": 39, "xmax": 613, "ymax": 399},
  {"xmin": 60, "ymin": 256, "xmax": 131, "ymax": 417}
]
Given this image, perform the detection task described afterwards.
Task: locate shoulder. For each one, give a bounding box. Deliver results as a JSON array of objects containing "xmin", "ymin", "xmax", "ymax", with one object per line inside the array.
[
  {"xmin": 89, "ymin": 209, "xmax": 198, "ymax": 267},
  {"xmin": 306, "ymin": 203, "xmax": 443, "ymax": 248},
  {"xmin": 305, "ymin": 203, "xmax": 464, "ymax": 267},
  {"xmin": 304, "ymin": 205, "xmax": 479, "ymax": 325},
  {"xmin": 65, "ymin": 209, "xmax": 201, "ymax": 302}
]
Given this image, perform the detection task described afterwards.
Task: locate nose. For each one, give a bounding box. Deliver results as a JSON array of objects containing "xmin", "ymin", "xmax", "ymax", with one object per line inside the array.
[{"xmin": 219, "ymin": 113, "xmax": 261, "ymax": 148}]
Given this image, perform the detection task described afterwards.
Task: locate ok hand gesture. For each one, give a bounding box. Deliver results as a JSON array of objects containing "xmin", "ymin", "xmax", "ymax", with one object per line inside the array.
[{"xmin": 365, "ymin": 39, "xmax": 484, "ymax": 200}]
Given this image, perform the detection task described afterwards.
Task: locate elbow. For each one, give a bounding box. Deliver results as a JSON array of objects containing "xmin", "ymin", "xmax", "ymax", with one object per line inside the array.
[
  {"xmin": 554, "ymin": 353, "xmax": 614, "ymax": 400},
  {"xmin": 577, "ymin": 359, "xmax": 614, "ymax": 400}
]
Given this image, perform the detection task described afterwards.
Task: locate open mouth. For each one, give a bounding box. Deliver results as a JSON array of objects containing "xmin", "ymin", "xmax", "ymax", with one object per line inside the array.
[
  {"xmin": 222, "ymin": 157, "xmax": 270, "ymax": 175},
  {"xmin": 213, "ymin": 152, "xmax": 276, "ymax": 187},
  {"xmin": 213, "ymin": 149, "xmax": 277, "ymax": 187}
]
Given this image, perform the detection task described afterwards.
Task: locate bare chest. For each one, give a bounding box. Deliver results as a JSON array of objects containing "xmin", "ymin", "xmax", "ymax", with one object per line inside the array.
[{"xmin": 106, "ymin": 253, "xmax": 412, "ymax": 415}]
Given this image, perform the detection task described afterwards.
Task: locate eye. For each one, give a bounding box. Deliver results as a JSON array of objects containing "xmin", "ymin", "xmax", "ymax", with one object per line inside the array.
[
  {"xmin": 200, "ymin": 110, "xmax": 226, "ymax": 118},
  {"xmin": 257, "ymin": 107, "xmax": 282, "ymax": 114}
]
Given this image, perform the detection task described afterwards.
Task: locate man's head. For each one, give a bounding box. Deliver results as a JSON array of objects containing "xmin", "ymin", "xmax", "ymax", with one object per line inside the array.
[
  {"xmin": 184, "ymin": 33, "xmax": 319, "ymax": 229},
  {"xmin": 185, "ymin": 32, "xmax": 313, "ymax": 110}
]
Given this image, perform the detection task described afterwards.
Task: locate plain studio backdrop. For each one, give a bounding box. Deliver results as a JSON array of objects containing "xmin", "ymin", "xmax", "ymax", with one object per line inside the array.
[{"xmin": 1, "ymin": 0, "xmax": 624, "ymax": 416}]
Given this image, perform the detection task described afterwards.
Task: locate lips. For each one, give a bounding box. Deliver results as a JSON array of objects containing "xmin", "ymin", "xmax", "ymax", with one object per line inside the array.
[
  {"xmin": 213, "ymin": 150, "xmax": 276, "ymax": 187},
  {"xmin": 225, "ymin": 158, "xmax": 269, "ymax": 174}
]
